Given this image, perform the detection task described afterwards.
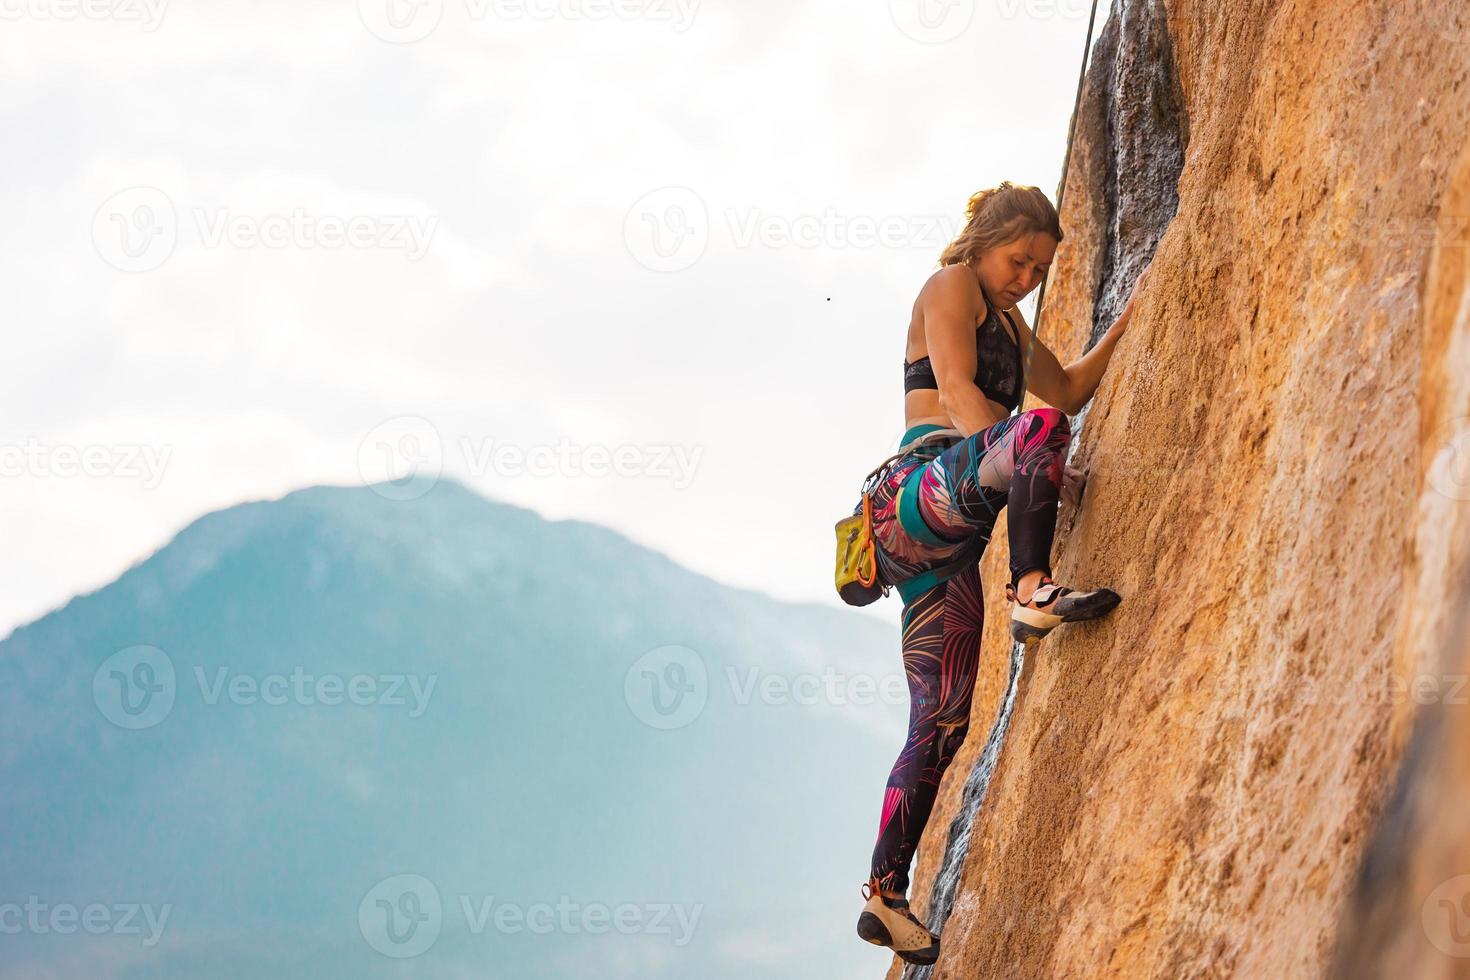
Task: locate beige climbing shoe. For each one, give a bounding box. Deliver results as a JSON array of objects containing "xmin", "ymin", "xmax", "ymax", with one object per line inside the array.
[
  {"xmin": 856, "ymin": 877, "xmax": 940, "ymax": 965},
  {"xmin": 1007, "ymin": 575, "xmax": 1122, "ymax": 645}
]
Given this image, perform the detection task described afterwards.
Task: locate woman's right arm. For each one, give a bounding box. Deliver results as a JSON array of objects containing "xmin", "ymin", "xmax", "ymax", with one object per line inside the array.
[{"xmin": 923, "ymin": 269, "xmax": 1011, "ymax": 438}]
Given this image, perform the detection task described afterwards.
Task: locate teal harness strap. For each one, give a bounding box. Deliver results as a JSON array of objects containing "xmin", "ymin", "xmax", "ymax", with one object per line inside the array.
[
  {"xmin": 897, "ymin": 568, "xmax": 945, "ymax": 605},
  {"xmin": 900, "ymin": 422, "xmax": 948, "ymax": 447},
  {"xmin": 896, "ymin": 532, "xmax": 987, "ymax": 603},
  {"xmin": 887, "ymin": 431, "xmax": 987, "ymax": 603},
  {"xmin": 895, "ymin": 467, "xmax": 949, "ymax": 548}
]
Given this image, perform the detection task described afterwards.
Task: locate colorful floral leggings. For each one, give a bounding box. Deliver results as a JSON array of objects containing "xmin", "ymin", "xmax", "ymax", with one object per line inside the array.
[{"xmin": 869, "ymin": 407, "xmax": 1070, "ymax": 894}]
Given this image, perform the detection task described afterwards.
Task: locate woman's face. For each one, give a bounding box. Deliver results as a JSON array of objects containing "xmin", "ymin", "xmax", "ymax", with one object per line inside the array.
[{"xmin": 975, "ymin": 232, "xmax": 1058, "ymax": 308}]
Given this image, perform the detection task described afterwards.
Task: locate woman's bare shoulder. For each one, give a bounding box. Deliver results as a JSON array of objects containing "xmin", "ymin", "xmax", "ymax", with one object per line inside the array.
[{"xmin": 919, "ymin": 264, "xmax": 980, "ymax": 309}]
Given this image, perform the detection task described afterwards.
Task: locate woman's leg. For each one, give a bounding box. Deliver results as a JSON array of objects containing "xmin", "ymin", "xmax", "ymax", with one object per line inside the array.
[
  {"xmin": 913, "ymin": 407, "xmax": 1071, "ymax": 593},
  {"xmin": 869, "ymin": 562, "xmax": 984, "ymax": 896},
  {"xmin": 866, "ymin": 409, "xmax": 1074, "ymax": 893}
]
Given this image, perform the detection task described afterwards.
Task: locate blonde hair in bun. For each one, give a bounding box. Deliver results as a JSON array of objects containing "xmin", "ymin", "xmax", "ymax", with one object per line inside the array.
[{"xmin": 939, "ymin": 182, "xmax": 1062, "ymax": 267}]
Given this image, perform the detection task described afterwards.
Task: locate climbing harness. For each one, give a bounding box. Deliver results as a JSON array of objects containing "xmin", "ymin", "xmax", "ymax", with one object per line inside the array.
[{"xmin": 833, "ymin": 427, "xmax": 970, "ymax": 607}]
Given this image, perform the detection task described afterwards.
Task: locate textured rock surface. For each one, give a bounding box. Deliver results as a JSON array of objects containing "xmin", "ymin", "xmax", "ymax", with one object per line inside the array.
[
  {"xmin": 1332, "ymin": 134, "xmax": 1470, "ymax": 980},
  {"xmin": 882, "ymin": 0, "xmax": 1470, "ymax": 976}
]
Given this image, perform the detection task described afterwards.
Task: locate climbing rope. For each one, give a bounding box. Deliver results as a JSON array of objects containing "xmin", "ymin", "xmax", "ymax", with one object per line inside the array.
[{"xmin": 1016, "ymin": 0, "xmax": 1104, "ymax": 416}]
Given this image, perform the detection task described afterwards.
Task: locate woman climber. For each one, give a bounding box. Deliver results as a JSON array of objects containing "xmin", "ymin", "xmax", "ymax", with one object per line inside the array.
[{"xmin": 854, "ymin": 182, "xmax": 1148, "ymax": 965}]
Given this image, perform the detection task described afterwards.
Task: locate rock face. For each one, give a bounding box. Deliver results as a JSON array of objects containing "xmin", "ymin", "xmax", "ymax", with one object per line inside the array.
[
  {"xmin": 885, "ymin": 1, "xmax": 1470, "ymax": 977},
  {"xmin": 1332, "ymin": 129, "xmax": 1470, "ymax": 980}
]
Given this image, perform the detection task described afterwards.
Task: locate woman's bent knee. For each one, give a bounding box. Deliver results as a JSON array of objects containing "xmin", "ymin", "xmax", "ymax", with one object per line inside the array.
[{"xmin": 1023, "ymin": 406, "xmax": 1069, "ymax": 434}]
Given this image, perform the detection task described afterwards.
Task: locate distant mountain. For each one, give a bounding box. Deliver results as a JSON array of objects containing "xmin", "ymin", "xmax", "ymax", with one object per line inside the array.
[{"xmin": 0, "ymin": 478, "xmax": 904, "ymax": 980}]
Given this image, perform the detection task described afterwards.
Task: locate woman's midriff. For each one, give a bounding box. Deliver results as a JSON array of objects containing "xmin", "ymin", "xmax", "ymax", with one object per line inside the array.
[
  {"xmin": 905, "ymin": 389, "xmax": 1014, "ymax": 435},
  {"xmin": 903, "ymin": 388, "xmax": 947, "ymax": 429}
]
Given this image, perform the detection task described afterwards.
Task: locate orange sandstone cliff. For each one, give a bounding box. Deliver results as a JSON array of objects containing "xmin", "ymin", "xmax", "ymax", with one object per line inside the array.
[{"xmin": 887, "ymin": 1, "xmax": 1470, "ymax": 977}]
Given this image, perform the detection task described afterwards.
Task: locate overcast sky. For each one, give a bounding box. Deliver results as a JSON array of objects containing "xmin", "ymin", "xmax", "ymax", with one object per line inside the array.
[{"xmin": 0, "ymin": 0, "xmax": 1110, "ymax": 638}]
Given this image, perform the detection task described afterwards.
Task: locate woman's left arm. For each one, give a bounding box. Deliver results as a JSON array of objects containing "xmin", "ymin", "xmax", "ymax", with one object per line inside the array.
[{"xmin": 1013, "ymin": 268, "xmax": 1150, "ymax": 414}]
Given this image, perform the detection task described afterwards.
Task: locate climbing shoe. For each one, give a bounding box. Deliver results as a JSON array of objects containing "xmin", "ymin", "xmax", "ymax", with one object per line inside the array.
[
  {"xmin": 1006, "ymin": 576, "xmax": 1121, "ymax": 645},
  {"xmin": 856, "ymin": 877, "xmax": 940, "ymax": 965}
]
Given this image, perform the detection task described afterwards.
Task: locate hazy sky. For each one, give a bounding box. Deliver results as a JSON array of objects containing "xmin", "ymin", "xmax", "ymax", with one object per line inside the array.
[{"xmin": 0, "ymin": 0, "xmax": 1110, "ymax": 638}]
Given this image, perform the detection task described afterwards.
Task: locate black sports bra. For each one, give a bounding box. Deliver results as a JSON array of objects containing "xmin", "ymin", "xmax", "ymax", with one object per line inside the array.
[{"xmin": 903, "ymin": 298, "xmax": 1025, "ymax": 412}]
